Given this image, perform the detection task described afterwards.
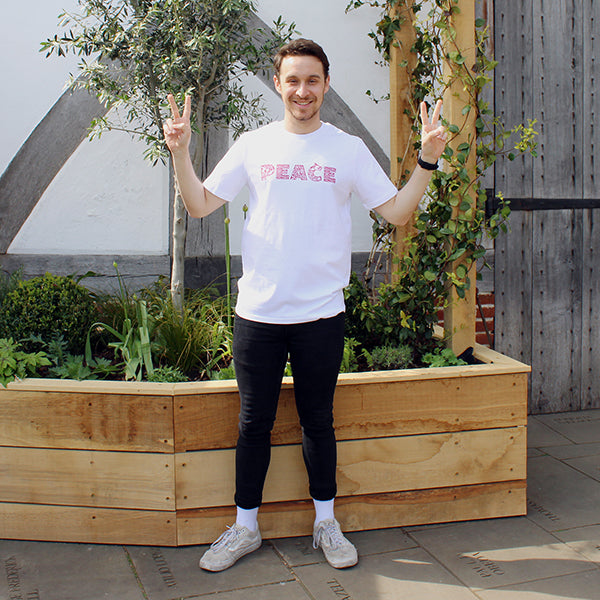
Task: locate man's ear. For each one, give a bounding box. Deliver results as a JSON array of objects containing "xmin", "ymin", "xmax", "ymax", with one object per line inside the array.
[
  {"xmin": 273, "ymin": 74, "xmax": 282, "ymax": 94},
  {"xmin": 324, "ymin": 75, "xmax": 331, "ymax": 94}
]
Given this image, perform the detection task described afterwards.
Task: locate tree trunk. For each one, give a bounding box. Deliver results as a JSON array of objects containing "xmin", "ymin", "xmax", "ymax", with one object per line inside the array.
[{"xmin": 170, "ymin": 184, "xmax": 187, "ymax": 313}]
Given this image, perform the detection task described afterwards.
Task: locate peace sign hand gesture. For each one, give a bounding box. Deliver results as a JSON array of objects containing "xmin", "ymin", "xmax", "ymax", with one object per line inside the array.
[
  {"xmin": 420, "ymin": 99, "xmax": 447, "ymax": 164},
  {"xmin": 163, "ymin": 94, "xmax": 192, "ymax": 156}
]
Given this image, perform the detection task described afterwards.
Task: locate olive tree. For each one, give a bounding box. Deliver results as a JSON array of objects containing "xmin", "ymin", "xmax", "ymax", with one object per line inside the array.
[{"xmin": 43, "ymin": 0, "xmax": 294, "ymax": 311}]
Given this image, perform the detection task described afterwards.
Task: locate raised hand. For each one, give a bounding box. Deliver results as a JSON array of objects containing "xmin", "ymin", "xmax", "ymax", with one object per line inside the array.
[
  {"xmin": 163, "ymin": 94, "xmax": 192, "ymax": 156},
  {"xmin": 420, "ymin": 99, "xmax": 447, "ymax": 164}
]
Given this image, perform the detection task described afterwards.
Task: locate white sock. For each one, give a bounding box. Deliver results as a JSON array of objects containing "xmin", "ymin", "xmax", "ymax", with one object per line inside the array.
[
  {"xmin": 313, "ymin": 498, "xmax": 335, "ymax": 525},
  {"xmin": 235, "ymin": 506, "xmax": 259, "ymax": 532}
]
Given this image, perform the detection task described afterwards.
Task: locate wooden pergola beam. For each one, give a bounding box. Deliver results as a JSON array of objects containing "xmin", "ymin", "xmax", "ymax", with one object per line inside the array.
[
  {"xmin": 389, "ymin": 0, "xmax": 477, "ymax": 356},
  {"xmin": 442, "ymin": 0, "xmax": 477, "ymax": 355},
  {"xmin": 389, "ymin": 1, "xmax": 418, "ymax": 260}
]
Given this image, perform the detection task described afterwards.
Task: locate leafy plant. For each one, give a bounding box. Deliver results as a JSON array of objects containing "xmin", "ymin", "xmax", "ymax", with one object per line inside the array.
[
  {"xmin": 0, "ymin": 273, "xmax": 97, "ymax": 353},
  {"xmin": 0, "ymin": 338, "xmax": 51, "ymax": 387},
  {"xmin": 346, "ymin": 0, "xmax": 538, "ymax": 357},
  {"xmin": 209, "ymin": 362, "xmax": 236, "ymax": 381},
  {"xmin": 147, "ymin": 365, "xmax": 189, "ymax": 383},
  {"xmin": 145, "ymin": 280, "xmax": 233, "ymax": 378},
  {"xmin": 85, "ymin": 265, "xmax": 154, "ymax": 380},
  {"xmin": 0, "ymin": 269, "xmax": 23, "ymax": 307},
  {"xmin": 421, "ymin": 347, "xmax": 467, "ymax": 368},
  {"xmin": 362, "ymin": 344, "xmax": 413, "ymax": 371},
  {"xmin": 87, "ymin": 296, "xmax": 155, "ymax": 381},
  {"xmin": 340, "ymin": 338, "xmax": 360, "ymax": 374}
]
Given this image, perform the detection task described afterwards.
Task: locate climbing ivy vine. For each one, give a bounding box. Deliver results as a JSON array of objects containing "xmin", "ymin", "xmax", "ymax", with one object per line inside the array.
[{"xmin": 344, "ymin": 0, "xmax": 537, "ymax": 359}]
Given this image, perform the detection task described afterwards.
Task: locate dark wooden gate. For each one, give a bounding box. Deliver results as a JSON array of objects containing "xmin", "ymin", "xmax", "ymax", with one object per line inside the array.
[{"xmin": 493, "ymin": 0, "xmax": 599, "ymax": 413}]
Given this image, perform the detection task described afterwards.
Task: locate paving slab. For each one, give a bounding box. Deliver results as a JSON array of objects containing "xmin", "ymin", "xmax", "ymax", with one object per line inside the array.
[
  {"xmin": 203, "ymin": 580, "xmax": 312, "ymax": 599},
  {"xmin": 542, "ymin": 441, "xmax": 600, "ymax": 461},
  {"xmin": 0, "ymin": 540, "xmax": 143, "ymax": 600},
  {"xmin": 528, "ymin": 447, "xmax": 547, "ymax": 458},
  {"xmin": 271, "ymin": 527, "xmax": 417, "ymax": 567},
  {"xmin": 527, "ymin": 455, "xmax": 600, "ymax": 532},
  {"xmin": 564, "ymin": 454, "xmax": 600, "ymax": 483},
  {"xmin": 475, "ymin": 568, "xmax": 600, "ymax": 600},
  {"xmin": 528, "ymin": 416, "xmax": 573, "ymax": 448},
  {"xmin": 293, "ymin": 546, "xmax": 480, "ymax": 600},
  {"xmin": 553, "ymin": 524, "xmax": 600, "ymax": 565},
  {"xmin": 126, "ymin": 542, "xmax": 293, "ymax": 600},
  {"xmin": 534, "ymin": 410, "xmax": 600, "ymax": 444},
  {"xmin": 408, "ymin": 517, "xmax": 594, "ymax": 591}
]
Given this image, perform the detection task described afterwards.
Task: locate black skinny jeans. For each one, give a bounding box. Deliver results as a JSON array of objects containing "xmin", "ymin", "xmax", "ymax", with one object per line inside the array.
[{"xmin": 232, "ymin": 312, "xmax": 345, "ymax": 509}]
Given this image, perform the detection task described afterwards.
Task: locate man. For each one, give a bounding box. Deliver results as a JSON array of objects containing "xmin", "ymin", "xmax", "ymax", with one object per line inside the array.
[{"xmin": 163, "ymin": 38, "xmax": 446, "ymax": 572}]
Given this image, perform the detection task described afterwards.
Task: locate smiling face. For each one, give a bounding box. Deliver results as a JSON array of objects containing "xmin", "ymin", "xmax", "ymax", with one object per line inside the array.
[{"xmin": 274, "ymin": 54, "xmax": 330, "ymax": 134}]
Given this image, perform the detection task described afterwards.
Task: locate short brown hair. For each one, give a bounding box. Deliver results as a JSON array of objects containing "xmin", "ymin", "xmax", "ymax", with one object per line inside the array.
[{"xmin": 273, "ymin": 38, "xmax": 330, "ymax": 79}]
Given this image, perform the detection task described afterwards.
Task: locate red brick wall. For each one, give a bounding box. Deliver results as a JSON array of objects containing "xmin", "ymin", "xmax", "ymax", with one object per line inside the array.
[{"xmin": 437, "ymin": 291, "xmax": 495, "ymax": 348}]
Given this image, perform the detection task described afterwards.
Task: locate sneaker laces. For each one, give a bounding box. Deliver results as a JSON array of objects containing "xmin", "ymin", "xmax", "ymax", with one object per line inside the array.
[
  {"xmin": 313, "ymin": 520, "xmax": 346, "ymax": 550},
  {"xmin": 210, "ymin": 524, "xmax": 241, "ymax": 551}
]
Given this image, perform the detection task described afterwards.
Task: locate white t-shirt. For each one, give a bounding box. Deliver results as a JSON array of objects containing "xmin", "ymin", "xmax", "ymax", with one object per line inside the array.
[{"xmin": 204, "ymin": 121, "xmax": 397, "ymax": 324}]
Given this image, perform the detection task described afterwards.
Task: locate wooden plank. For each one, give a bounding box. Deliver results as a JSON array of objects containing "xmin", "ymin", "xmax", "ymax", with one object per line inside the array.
[
  {"xmin": 494, "ymin": 211, "xmax": 533, "ymax": 366},
  {"xmin": 177, "ymin": 480, "xmax": 527, "ymax": 545},
  {"xmin": 532, "ymin": 0, "xmax": 583, "ymax": 200},
  {"xmin": 582, "ymin": 209, "xmax": 600, "ymax": 409},
  {"xmin": 583, "ymin": 0, "xmax": 600, "ymax": 197},
  {"xmin": 531, "ymin": 210, "xmax": 583, "ymax": 413},
  {"xmin": 442, "ymin": 0, "xmax": 477, "ymax": 355},
  {"xmin": 175, "ymin": 372, "xmax": 527, "ymax": 451},
  {"xmin": 3, "ymin": 377, "xmax": 179, "ymax": 395},
  {"xmin": 0, "ymin": 390, "xmax": 174, "ymax": 452},
  {"xmin": 0, "ymin": 447, "xmax": 175, "ymax": 510},
  {"xmin": 389, "ymin": 1, "xmax": 418, "ymax": 261},
  {"xmin": 0, "ymin": 503, "xmax": 177, "ymax": 546},
  {"xmin": 175, "ymin": 427, "xmax": 526, "ymax": 509},
  {"xmin": 493, "ymin": 0, "xmax": 534, "ymax": 198}
]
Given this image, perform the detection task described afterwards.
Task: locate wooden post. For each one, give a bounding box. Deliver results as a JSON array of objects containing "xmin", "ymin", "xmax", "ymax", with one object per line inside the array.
[
  {"xmin": 389, "ymin": 1, "xmax": 418, "ymax": 262},
  {"xmin": 442, "ymin": 0, "xmax": 477, "ymax": 356}
]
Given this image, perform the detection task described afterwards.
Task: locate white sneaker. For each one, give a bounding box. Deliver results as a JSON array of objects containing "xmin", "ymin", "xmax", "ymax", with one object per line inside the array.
[
  {"xmin": 313, "ymin": 518, "xmax": 358, "ymax": 568},
  {"xmin": 199, "ymin": 524, "xmax": 261, "ymax": 572}
]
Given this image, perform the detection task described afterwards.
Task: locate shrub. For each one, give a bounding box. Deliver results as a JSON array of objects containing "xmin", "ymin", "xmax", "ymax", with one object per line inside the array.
[
  {"xmin": 146, "ymin": 281, "xmax": 232, "ymax": 378},
  {"xmin": 421, "ymin": 348, "xmax": 467, "ymax": 368},
  {"xmin": 147, "ymin": 365, "xmax": 189, "ymax": 383},
  {"xmin": 0, "ymin": 269, "xmax": 23, "ymax": 307},
  {"xmin": 0, "ymin": 338, "xmax": 51, "ymax": 387},
  {"xmin": 0, "ymin": 273, "xmax": 97, "ymax": 353},
  {"xmin": 363, "ymin": 344, "xmax": 413, "ymax": 371}
]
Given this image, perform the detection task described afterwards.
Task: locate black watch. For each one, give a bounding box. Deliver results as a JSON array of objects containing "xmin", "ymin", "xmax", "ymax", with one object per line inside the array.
[{"xmin": 417, "ymin": 154, "xmax": 438, "ymax": 171}]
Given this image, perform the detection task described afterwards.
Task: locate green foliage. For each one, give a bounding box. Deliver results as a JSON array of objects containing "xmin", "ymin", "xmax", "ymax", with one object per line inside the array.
[
  {"xmin": 346, "ymin": 0, "xmax": 538, "ymax": 355},
  {"xmin": 421, "ymin": 347, "xmax": 467, "ymax": 368},
  {"xmin": 87, "ymin": 296, "xmax": 155, "ymax": 381},
  {"xmin": 0, "ymin": 269, "xmax": 23, "ymax": 307},
  {"xmin": 147, "ymin": 365, "xmax": 189, "ymax": 383},
  {"xmin": 339, "ymin": 338, "xmax": 360, "ymax": 374},
  {"xmin": 41, "ymin": 0, "xmax": 296, "ymax": 166},
  {"xmin": 0, "ymin": 338, "xmax": 51, "ymax": 387},
  {"xmin": 209, "ymin": 362, "xmax": 236, "ymax": 381},
  {"xmin": 85, "ymin": 263, "xmax": 154, "ymax": 381},
  {"xmin": 0, "ymin": 273, "xmax": 97, "ymax": 353},
  {"xmin": 29, "ymin": 333, "xmax": 121, "ymax": 380},
  {"xmin": 362, "ymin": 344, "xmax": 413, "ymax": 371},
  {"xmin": 144, "ymin": 279, "xmax": 233, "ymax": 378}
]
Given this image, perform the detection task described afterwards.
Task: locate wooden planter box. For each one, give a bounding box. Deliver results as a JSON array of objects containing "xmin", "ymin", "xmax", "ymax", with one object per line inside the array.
[{"xmin": 0, "ymin": 344, "xmax": 529, "ymax": 546}]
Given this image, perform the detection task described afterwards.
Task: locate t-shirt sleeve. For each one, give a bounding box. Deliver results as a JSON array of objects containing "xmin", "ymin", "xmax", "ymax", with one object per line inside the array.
[
  {"xmin": 203, "ymin": 134, "xmax": 249, "ymax": 202},
  {"xmin": 351, "ymin": 138, "xmax": 398, "ymax": 210}
]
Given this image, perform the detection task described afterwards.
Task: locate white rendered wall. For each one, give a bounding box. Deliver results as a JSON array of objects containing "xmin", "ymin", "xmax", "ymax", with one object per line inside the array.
[{"xmin": 3, "ymin": 0, "xmax": 390, "ymax": 257}]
